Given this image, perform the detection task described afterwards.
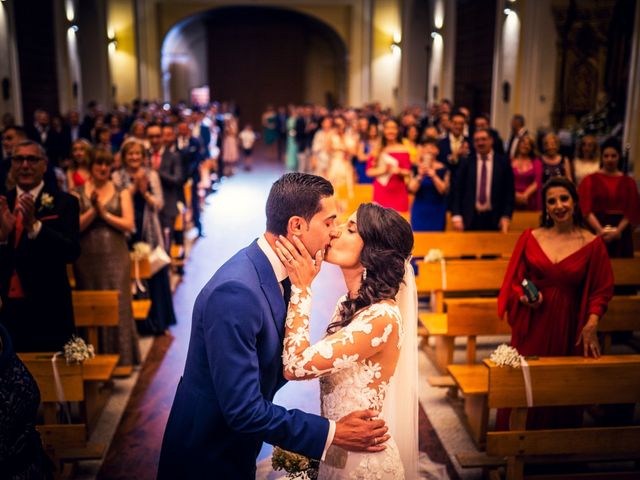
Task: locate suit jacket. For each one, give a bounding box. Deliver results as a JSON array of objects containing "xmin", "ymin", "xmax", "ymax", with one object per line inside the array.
[
  {"xmin": 0, "ymin": 187, "xmax": 80, "ymax": 352},
  {"xmin": 153, "ymin": 149, "xmax": 183, "ymax": 220},
  {"xmin": 452, "ymin": 152, "xmax": 515, "ymax": 230},
  {"xmin": 158, "ymin": 241, "xmax": 329, "ymax": 479},
  {"xmin": 507, "ymin": 128, "xmax": 529, "ymax": 159},
  {"xmin": 177, "ymin": 137, "xmax": 203, "ymax": 182}
]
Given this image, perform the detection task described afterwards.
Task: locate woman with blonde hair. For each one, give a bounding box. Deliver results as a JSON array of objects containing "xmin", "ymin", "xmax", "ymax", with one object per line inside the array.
[
  {"xmin": 572, "ymin": 135, "xmax": 600, "ymax": 186},
  {"xmin": 67, "ymin": 138, "xmax": 93, "ymax": 190}
]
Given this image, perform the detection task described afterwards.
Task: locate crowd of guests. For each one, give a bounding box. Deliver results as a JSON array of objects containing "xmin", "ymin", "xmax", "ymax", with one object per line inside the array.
[
  {"xmin": 0, "ymin": 101, "xmax": 249, "ymax": 374},
  {"xmin": 270, "ymin": 101, "xmax": 639, "ymax": 258}
]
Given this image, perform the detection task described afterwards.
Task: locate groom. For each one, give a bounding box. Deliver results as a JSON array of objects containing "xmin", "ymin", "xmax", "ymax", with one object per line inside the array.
[{"xmin": 158, "ymin": 173, "xmax": 389, "ymax": 479}]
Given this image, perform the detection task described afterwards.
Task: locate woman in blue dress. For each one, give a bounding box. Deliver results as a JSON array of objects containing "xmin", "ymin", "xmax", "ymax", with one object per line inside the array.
[
  {"xmin": 408, "ymin": 138, "xmax": 450, "ymax": 231},
  {"xmin": 355, "ymin": 122, "xmax": 379, "ymax": 184}
]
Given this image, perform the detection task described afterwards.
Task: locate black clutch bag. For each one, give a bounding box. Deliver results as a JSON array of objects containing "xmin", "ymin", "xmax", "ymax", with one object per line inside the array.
[{"xmin": 521, "ymin": 279, "xmax": 540, "ymax": 303}]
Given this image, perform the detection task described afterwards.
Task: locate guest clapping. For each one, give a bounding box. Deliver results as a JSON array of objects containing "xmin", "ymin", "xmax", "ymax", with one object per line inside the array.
[
  {"xmin": 66, "ymin": 139, "xmax": 93, "ymax": 190},
  {"xmin": 366, "ymin": 118, "xmax": 412, "ymax": 212},
  {"xmin": 408, "ymin": 138, "xmax": 450, "ymax": 231},
  {"xmin": 72, "ymin": 149, "xmax": 140, "ymax": 367},
  {"xmin": 578, "ymin": 138, "xmax": 640, "ymax": 258},
  {"xmin": 113, "ymin": 140, "xmax": 176, "ymax": 335}
]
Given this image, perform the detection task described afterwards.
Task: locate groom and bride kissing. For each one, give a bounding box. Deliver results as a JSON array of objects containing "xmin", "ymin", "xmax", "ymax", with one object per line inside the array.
[{"xmin": 158, "ymin": 173, "xmax": 419, "ymax": 479}]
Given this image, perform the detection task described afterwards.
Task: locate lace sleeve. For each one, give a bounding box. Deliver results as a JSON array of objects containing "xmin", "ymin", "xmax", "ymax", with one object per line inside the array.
[{"xmin": 282, "ymin": 285, "xmax": 402, "ymax": 380}]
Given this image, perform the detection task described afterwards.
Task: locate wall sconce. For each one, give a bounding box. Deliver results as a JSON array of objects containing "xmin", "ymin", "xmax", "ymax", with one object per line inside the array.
[
  {"xmin": 69, "ymin": 24, "xmax": 79, "ymax": 33},
  {"xmin": 503, "ymin": 8, "xmax": 514, "ymax": 15},
  {"xmin": 430, "ymin": 31, "xmax": 441, "ymax": 39},
  {"xmin": 108, "ymin": 37, "xmax": 118, "ymax": 53},
  {"xmin": 390, "ymin": 32, "xmax": 401, "ymax": 56}
]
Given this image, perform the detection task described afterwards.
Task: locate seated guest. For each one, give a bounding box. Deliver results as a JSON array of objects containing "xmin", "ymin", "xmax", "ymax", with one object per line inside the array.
[
  {"xmin": 451, "ymin": 128, "xmax": 514, "ymax": 232},
  {"xmin": 113, "ymin": 140, "xmax": 177, "ymax": 335},
  {"xmin": 497, "ymin": 177, "xmax": 613, "ymax": 429},
  {"xmin": 0, "ymin": 324, "xmax": 52, "ymax": 479},
  {"xmin": 512, "ymin": 135, "xmax": 543, "ymax": 211},
  {"xmin": 572, "ymin": 135, "xmax": 600, "ymax": 186},
  {"xmin": 66, "ymin": 139, "xmax": 93, "ymax": 191},
  {"xmin": 366, "ymin": 118, "xmax": 412, "ymax": 212},
  {"xmin": 0, "ymin": 140, "xmax": 80, "ymax": 351},
  {"xmin": 578, "ymin": 138, "xmax": 640, "ymax": 258},
  {"xmin": 408, "ymin": 138, "xmax": 450, "ymax": 231},
  {"xmin": 355, "ymin": 122, "xmax": 378, "ymax": 184},
  {"xmin": 541, "ymin": 132, "xmax": 573, "ymax": 184},
  {"xmin": 72, "ymin": 149, "xmax": 140, "ymax": 367}
]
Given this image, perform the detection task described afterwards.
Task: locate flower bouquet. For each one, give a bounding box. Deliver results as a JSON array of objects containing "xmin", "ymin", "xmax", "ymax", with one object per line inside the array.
[{"xmin": 272, "ymin": 447, "xmax": 319, "ymax": 480}]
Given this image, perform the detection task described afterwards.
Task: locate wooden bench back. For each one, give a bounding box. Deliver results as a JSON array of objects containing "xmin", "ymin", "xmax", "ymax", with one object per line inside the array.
[
  {"xmin": 445, "ymin": 211, "xmax": 540, "ymax": 231},
  {"xmin": 418, "ymin": 257, "xmax": 640, "ymax": 294},
  {"xmin": 485, "ymin": 355, "xmax": 640, "ymax": 409},
  {"xmin": 19, "ymin": 353, "xmax": 85, "ymax": 403},
  {"xmin": 72, "ymin": 290, "xmax": 119, "ymax": 328},
  {"xmin": 413, "ymin": 232, "xmax": 520, "ymax": 258}
]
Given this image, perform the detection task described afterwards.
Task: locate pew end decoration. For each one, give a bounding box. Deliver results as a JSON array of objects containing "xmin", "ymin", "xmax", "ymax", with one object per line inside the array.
[
  {"xmin": 272, "ymin": 446, "xmax": 319, "ymax": 479},
  {"xmin": 62, "ymin": 336, "xmax": 95, "ymax": 365},
  {"xmin": 490, "ymin": 344, "xmax": 523, "ymax": 369}
]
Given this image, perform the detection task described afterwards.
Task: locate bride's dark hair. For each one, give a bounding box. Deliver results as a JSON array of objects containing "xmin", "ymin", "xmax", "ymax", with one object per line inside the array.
[{"xmin": 327, "ymin": 203, "xmax": 414, "ymax": 334}]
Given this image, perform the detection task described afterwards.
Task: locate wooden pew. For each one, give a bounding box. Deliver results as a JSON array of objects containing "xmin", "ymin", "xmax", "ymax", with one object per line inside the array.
[
  {"xmin": 447, "ymin": 296, "xmax": 640, "ymax": 447},
  {"xmin": 478, "ymin": 355, "xmax": 640, "ymax": 479},
  {"xmin": 413, "ymin": 231, "xmax": 520, "ymax": 259},
  {"xmin": 419, "ymin": 257, "xmax": 640, "ymax": 373},
  {"xmin": 131, "ymin": 255, "xmax": 152, "ymax": 321},
  {"xmin": 20, "ymin": 354, "xmax": 106, "ymax": 474},
  {"xmin": 445, "ymin": 210, "xmax": 540, "ymax": 232}
]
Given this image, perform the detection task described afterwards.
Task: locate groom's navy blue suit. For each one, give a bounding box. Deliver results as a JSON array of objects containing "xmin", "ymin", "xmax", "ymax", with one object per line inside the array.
[{"xmin": 158, "ymin": 240, "xmax": 329, "ymax": 479}]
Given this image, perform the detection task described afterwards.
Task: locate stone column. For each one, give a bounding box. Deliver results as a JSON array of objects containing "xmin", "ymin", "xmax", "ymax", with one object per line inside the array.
[
  {"xmin": 0, "ymin": 0, "xmax": 23, "ymax": 123},
  {"xmin": 622, "ymin": 0, "xmax": 640, "ymax": 178}
]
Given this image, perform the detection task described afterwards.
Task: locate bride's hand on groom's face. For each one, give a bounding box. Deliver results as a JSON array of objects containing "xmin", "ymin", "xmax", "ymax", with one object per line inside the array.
[
  {"xmin": 275, "ymin": 235, "xmax": 323, "ymax": 289},
  {"xmin": 333, "ymin": 409, "xmax": 390, "ymax": 452}
]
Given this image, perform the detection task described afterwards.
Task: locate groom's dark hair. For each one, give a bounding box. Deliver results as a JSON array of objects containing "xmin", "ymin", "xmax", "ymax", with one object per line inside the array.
[{"xmin": 266, "ymin": 173, "xmax": 334, "ymax": 236}]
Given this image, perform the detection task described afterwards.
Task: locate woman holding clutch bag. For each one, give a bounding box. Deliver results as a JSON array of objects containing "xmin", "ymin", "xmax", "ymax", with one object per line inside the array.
[
  {"xmin": 113, "ymin": 139, "xmax": 177, "ymax": 335},
  {"xmin": 496, "ymin": 177, "xmax": 613, "ymax": 430}
]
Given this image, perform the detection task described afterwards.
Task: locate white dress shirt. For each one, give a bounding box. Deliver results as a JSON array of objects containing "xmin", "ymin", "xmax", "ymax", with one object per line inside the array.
[
  {"xmin": 16, "ymin": 181, "xmax": 45, "ymax": 239},
  {"xmin": 257, "ymin": 235, "xmax": 336, "ymax": 459}
]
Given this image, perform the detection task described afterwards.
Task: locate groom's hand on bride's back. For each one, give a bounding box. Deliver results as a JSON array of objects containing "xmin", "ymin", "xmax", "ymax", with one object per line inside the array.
[{"xmin": 332, "ymin": 409, "xmax": 390, "ymax": 452}]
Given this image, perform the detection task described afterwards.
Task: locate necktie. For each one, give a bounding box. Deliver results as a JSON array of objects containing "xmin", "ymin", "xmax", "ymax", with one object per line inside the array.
[
  {"xmin": 281, "ymin": 278, "xmax": 292, "ymax": 306},
  {"xmin": 153, "ymin": 151, "xmax": 161, "ymax": 170},
  {"xmin": 9, "ymin": 195, "xmax": 25, "ymax": 298},
  {"xmin": 478, "ymin": 155, "xmax": 488, "ymax": 206}
]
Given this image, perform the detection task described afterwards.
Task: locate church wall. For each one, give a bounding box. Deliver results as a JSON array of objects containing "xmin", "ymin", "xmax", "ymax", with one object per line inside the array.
[
  {"xmin": 371, "ymin": 0, "xmax": 402, "ymax": 110},
  {"xmin": 107, "ymin": 0, "xmax": 139, "ymax": 105}
]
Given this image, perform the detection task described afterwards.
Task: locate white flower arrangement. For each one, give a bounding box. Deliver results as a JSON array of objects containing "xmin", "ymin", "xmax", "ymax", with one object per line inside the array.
[
  {"xmin": 39, "ymin": 192, "xmax": 54, "ymax": 211},
  {"xmin": 63, "ymin": 336, "xmax": 95, "ymax": 364},
  {"xmin": 424, "ymin": 248, "xmax": 444, "ymax": 263},
  {"xmin": 131, "ymin": 241, "xmax": 152, "ymax": 261},
  {"xmin": 490, "ymin": 344, "xmax": 524, "ymax": 368}
]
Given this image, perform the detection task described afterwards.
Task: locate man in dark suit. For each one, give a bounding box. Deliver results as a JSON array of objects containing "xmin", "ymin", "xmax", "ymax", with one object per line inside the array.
[
  {"xmin": 506, "ymin": 114, "xmax": 528, "ymax": 159},
  {"xmin": 472, "ymin": 114, "xmax": 505, "ymax": 156},
  {"xmin": 147, "ymin": 124, "xmax": 183, "ymax": 245},
  {"xmin": 438, "ymin": 111, "xmax": 470, "ymax": 208},
  {"xmin": 158, "ymin": 173, "xmax": 387, "ymax": 479},
  {"xmin": 452, "ymin": 128, "xmax": 515, "ymax": 232},
  {"xmin": 176, "ymin": 121, "xmax": 204, "ymax": 237},
  {"xmin": 0, "ymin": 140, "xmax": 80, "ymax": 352},
  {"xmin": 295, "ymin": 105, "xmax": 318, "ymax": 173}
]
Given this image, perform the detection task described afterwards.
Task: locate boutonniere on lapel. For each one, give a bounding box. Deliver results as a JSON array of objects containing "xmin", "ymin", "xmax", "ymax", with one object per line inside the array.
[{"xmin": 39, "ymin": 192, "xmax": 55, "ymax": 212}]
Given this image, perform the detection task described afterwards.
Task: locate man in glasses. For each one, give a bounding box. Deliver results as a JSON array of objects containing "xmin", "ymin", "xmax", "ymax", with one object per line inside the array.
[{"xmin": 0, "ymin": 140, "xmax": 80, "ymax": 351}]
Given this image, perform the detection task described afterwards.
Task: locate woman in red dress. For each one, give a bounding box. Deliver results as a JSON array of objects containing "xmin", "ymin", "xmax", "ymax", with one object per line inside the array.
[
  {"xmin": 366, "ymin": 118, "xmax": 412, "ymax": 212},
  {"xmin": 496, "ymin": 177, "xmax": 614, "ymax": 430},
  {"xmin": 578, "ymin": 138, "xmax": 640, "ymax": 257}
]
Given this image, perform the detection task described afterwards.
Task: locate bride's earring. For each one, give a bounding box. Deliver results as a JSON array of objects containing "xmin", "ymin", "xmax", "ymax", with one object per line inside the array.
[{"xmin": 362, "ymin": 268, "xmax": 367, "ymax": 281}]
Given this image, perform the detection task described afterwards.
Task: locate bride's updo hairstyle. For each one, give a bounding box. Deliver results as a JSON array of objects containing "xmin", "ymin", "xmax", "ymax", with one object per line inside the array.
[{"xmin": 327, "ymin": 203, "xmax": 414, "ymax": 334}]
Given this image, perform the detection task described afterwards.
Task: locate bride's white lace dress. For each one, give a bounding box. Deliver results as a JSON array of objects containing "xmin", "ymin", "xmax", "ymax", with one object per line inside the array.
[{"xmin": 282, "ymin": 286, "xmax": 405, "ymax": 480}]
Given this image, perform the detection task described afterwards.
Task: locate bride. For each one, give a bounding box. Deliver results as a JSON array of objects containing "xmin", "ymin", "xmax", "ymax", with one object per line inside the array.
[{"xmin": 274, "ymin": 202, "xmax": 419, "ymax": 479}]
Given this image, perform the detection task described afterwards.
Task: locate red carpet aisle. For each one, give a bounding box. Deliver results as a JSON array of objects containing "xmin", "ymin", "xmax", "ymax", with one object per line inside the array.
[{"xmin": 98, "ymin": 161, "xmax": 458, "ymax": 479}]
